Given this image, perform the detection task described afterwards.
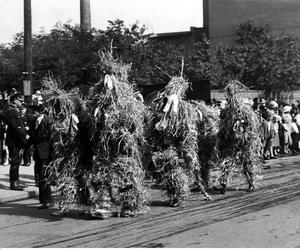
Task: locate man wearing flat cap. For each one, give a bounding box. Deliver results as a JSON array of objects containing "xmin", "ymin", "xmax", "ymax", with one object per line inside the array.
[{"xmin": 2, "ymin": 92, "xmax": 29, "ymax": 190}]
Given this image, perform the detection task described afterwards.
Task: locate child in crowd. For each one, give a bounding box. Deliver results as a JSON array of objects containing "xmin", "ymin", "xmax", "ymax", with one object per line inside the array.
[
  {"xmin": 281, "ymin": 106, "xmax": 292, "ymax": 154},
  {"xmin": 271, "ymin": 115, "xmax": 280, "ymax": 157},
  {"xmin": 291, "ymin": 118, "xmax": 299, "ymax": 153},
  {"xmin": 263, "ymin": 112, "xmax": 275, "ymax": 159}
]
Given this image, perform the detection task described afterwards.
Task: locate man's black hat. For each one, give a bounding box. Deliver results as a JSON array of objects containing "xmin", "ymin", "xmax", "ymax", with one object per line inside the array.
[{"xmin": 9, "ymin": 92, "xmax": 22, "ymax": 102}]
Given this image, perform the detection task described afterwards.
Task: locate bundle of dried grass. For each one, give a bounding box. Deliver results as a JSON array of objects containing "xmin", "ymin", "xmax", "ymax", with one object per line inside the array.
[
  {"xmin": 150, "ymin": 76, "xmax": 211, "ymax": 205},
  {"xmin": 214, "ymin": 80, "xmax": 263, "ymax": 190},
  {"xmin": 191, "ymin": 100, "xmax": 220, "ymax": 186},
  {"xmin": 87, "ymin": 51, "xmax": 150, "ymax": 217},
  {"xmin": 40, "ymin": 78, "xmax": 81, "ymax": 207}
]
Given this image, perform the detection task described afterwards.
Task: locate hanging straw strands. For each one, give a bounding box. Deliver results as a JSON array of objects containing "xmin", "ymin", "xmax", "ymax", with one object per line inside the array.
[
  {"xmin": 214, "ymin": 80, "xmax": 263, "ymax": 186},
  {"xmin": 40, "ymin": 77, "xmax": 82, "ymax": 207},
  {"xmin": 191, "ymin": 100, "xmax": 220, "ymax": 186},
  {"xmin": 87, "ymin": 51, "xmax": 150, "ymax": 217},
  {"xmin": 150, "ymin": 76, "xmax": 211, "ymax": 205}
]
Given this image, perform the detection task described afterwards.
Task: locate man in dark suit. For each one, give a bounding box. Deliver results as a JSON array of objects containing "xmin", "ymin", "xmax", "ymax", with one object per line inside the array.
[
  {"xmin": 2, "ymin": 92, "xmax": 29, "ymax": 191},
  {"xmin": 32, "ymin": 102, "xmax": 53, "ymax": 209}
]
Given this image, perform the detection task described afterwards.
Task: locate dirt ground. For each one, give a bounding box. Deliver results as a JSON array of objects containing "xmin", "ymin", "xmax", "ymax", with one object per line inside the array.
[{"xmin": 1, "ymin": 155, "xmax": 300, "ymax": 248}]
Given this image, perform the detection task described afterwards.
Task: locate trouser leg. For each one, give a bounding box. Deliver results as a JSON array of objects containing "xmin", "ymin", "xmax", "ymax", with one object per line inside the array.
[
  {"xmin": 0, "ymin": 140, "xmax": 3, "ymax": 164},
  {"xmin": 23, "ymin": 144, "xmax": 31, "ymax": 164},
  {"xmin": 8, "ymin": 145, "xmax": 22, "ymax": 185},
  {"xmin": 9, "ymin": 164, "xmax": 19, "ymax": 184},
  {"xmin": 34, "ymin": 162, "xmax": 39, "ymax": 186},
  {"xmin": 37, "ymin": 159, "xmax": 52, "ymax": 204}
]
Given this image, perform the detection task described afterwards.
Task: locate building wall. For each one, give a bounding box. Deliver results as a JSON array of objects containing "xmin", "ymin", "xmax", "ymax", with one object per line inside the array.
[
  {"xmin": 211, "ymin": 90, "xmax": 264, "ymax": 100},
  {"xmin": 204, "ymin": 0, "xmax": 300, "ymax": 46},
  {"xmin": 150, "ymin": 27, "xmax": 206, "ymax": 47},
  {"xmin": 211, "ymin": 90, "xmax": 300, "ymax": 103}
]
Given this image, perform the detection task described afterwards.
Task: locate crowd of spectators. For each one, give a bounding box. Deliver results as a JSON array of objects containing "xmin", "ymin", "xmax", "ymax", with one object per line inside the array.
[
  {"xmin": 211, "ymin": 97, "xmax": 300, "ymax": 160},
  {"xmin": 253, "ymin": 98, "xmax": 300, "ymax": 160}
]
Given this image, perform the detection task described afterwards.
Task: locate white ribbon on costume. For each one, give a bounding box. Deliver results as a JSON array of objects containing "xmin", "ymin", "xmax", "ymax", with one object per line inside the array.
[
  {"xmin": 163, "ymin": 94, "xmax": 179, "ymax": 114},
  {"xmin": 155, "ymin": 94, "xmax": 179, "ymax": 131},
  {"xmin": 104, "ymin": 74, "xmax": 114, "ymax": 91},
  {"xmin": 35, "ymin": 114, "xmax": 44, "ymax": 129},
  {"xmin": 94, "ymin": 107, "xmax": 100, "ymax": 118},
  {"xmin": 196, "ymin": 109, "xmax": 203, "ymax": 122}
]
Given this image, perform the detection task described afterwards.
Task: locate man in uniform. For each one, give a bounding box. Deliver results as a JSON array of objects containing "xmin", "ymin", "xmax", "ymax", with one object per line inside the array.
[{"xmin": 3, "ymin": 92, "xmax": 29, "ymax": 190}]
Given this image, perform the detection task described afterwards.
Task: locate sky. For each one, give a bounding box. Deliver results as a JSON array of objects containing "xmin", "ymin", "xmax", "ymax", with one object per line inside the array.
[{"xmin": 0, "ymin": 0, "xmax": 203, "ymax": 44}]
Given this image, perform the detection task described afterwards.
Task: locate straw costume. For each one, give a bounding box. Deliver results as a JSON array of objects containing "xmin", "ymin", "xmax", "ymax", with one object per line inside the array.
[
  {"xmin": 85, "ymin": 51, "xmax": 150, "ymax": 218},
  {"xmin": 214, "ymin": 80, "xmax": 263, "ymax": 194},
  {"xmin": 149, "ymin": 76, "xmax": 212, "ymax": 207}
]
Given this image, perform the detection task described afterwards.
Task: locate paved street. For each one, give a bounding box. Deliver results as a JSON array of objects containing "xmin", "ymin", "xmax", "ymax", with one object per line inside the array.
[{"xmin": 1, "ymin": 155, "xmax": 300, "ymax": 248}]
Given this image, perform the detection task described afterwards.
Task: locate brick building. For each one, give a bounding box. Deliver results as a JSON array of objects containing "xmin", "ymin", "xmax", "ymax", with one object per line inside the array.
[
  {"xmin": 204, "ymin": 0, "xmax": 300, "ymax": 46},
  {"xmin": 143, "ymin": 0, "xmax": 300, "ymax": 104}
]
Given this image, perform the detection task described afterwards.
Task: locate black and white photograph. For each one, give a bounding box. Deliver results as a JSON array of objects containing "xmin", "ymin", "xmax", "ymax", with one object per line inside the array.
[{"xmin": 0, "ymin": 0, "xmax": 300, "ymax": 248}]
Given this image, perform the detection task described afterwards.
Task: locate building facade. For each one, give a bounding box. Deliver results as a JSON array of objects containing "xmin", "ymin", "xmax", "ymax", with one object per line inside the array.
[
  {"xmin": 143, "ymin": 0, "xmax": 300, "ymax": 103},
  {"xmin": 203, "ymin": 0, "xmax": 300, "ymax": 46}
]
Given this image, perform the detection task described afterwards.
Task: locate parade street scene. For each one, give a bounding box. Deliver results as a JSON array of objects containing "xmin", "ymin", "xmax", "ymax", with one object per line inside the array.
[{"xmin": 0, "ymin": 0, "xmax": 300, "ymax": 248}]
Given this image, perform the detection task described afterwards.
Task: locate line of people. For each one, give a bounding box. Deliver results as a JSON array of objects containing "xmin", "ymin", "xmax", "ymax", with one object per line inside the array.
[
  {"xmin": 253, "ymin": 98, "xmax": 300, "ymax": 160},
  {"xmin": 212, "ymin": 97, "xmax": 300, "ymax": 160},
  {"xmin": 2, "ymin": 89, "xmax": 300, "ymax": 213},
  {"xmin": 0, "ymin": 91, "xmax": 52, "ymax": 209}
]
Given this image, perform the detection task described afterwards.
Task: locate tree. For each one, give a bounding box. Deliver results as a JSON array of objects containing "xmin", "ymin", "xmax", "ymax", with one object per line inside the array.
[
  {"xmin": 0, "ymin": 20, "xmax": 212, "ymax": 92},
  {"xmin": 0, "ymin": 33, "xmax": 24, "ymax": 90},
  {"xmin": 212, "ymin": 19, "xmax": 300, "ymax": 96}
]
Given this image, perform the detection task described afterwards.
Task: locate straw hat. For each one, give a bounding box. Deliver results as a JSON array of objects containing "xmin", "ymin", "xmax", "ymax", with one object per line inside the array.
[
  {"xmin": 283, "ymin": 106, "xmax": 292, "ymax": 113},
  {"xmin": 268, "ymin": 101, "xmax": 278, "ymax": 109}
]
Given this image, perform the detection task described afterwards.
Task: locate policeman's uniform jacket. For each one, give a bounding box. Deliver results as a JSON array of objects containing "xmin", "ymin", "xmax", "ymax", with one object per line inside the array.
[{"xmin": 2, "ymin": 104, "xmax": 27, "ymax": 149}]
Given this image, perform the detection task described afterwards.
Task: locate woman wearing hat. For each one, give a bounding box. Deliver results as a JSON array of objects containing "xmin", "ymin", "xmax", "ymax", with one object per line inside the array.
[{"xmin": 281, "ymin": 106, "xmax": 292, "ymax": 154}]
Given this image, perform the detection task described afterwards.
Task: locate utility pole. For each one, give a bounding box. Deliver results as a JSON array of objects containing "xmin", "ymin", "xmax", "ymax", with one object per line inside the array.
[
  {"xmin": 80, "ymin": 0, "xmax": 91, "ymax": 31},
  {"xmin": 23, "ymin": 0, "xmax": 33, "ymax": 103}
]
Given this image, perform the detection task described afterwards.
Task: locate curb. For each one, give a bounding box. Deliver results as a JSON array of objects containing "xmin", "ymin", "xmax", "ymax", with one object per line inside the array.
[{"xmin": 0, "ymin": 189, "xmax": 38, "ymax": 204}]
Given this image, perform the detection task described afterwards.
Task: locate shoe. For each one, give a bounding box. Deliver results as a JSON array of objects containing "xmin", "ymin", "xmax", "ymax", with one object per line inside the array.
[
  {"xmin": 190, "ymin": 183, "xmax": 202, "ymax": 193},
  {"xmin": 23, "ymin": 162, "xmax": 31, "ymax": 167},
  {"xmin": 203, "ymin": 194, "xmax": 212, "ymax": 201},
  {"xmin": 38, "ymin": 203, "xmax": 52, "ymax": 209},
  {"xmin": 213, "ymin": 184, "xmax": 226, "ymax": 194},
  {"xmin": 10, "ymin": 184, "xmax": 24, "ymax": 191},
  {"xmin": 247, "ymin": 185, "xmax": 255, "ymax": 192},
  {"xmin": 50, "ymin": 210, "xmax": 68, "ymax": 217},
  {"xmin": 90, "ymin": 208, "xmax": 112, "ymax": 219},
  {"xmin": 17, "ymin": 182, "xmax": 27, "ymax": 188},
  {"xmin": 170, "ymin": 197, "xmax": 184, "ymax": 207},
  {"xmin": 120, "ymin": 210, "xmax": 132, "ymax": 218}
]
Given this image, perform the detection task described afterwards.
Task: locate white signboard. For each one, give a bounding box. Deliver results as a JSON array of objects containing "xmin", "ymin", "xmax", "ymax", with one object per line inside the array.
[{"xmin": 23, "ymin": 80, "xmax": 31, "ymax": 96}]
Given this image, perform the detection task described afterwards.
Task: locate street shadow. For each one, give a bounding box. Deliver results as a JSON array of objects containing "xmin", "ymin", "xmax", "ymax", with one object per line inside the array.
[
  {"xmin": 0, "ymin": 201, "xmax": 98, "ymax": 222},
  {"xmin": 0, "ymin": 177, "xmax": 9, "ymax": 183},
  {"xmin": 19, "ymin": 174, "xmax": 35, "ymax": 181},
  {"xmin": 0, "ymin": 183, "xmax": 10, "ymax": 190},
  {"xmin": 151, "ymin": 200, "xmax": 170, "ymax": 207},
  {"xmin": 0, "ymin": 178, "xmax": 35, "ymax": 189},
  {"xmin": 0, "ymin": 202, "xmax": 61, "ymax": 222},
  {"xmin": 3, "ymin": 174, "xmax": 35, "ymax": 181},
  {"xmin": 139, "ymin": 242, "xmax": 165, "ymax": 248}
]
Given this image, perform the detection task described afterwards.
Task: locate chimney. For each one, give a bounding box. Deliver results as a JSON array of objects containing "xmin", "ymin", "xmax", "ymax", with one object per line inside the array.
[{"xmin": 80, "ymin": 0, "xmax": 91, "ymax": 31}]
